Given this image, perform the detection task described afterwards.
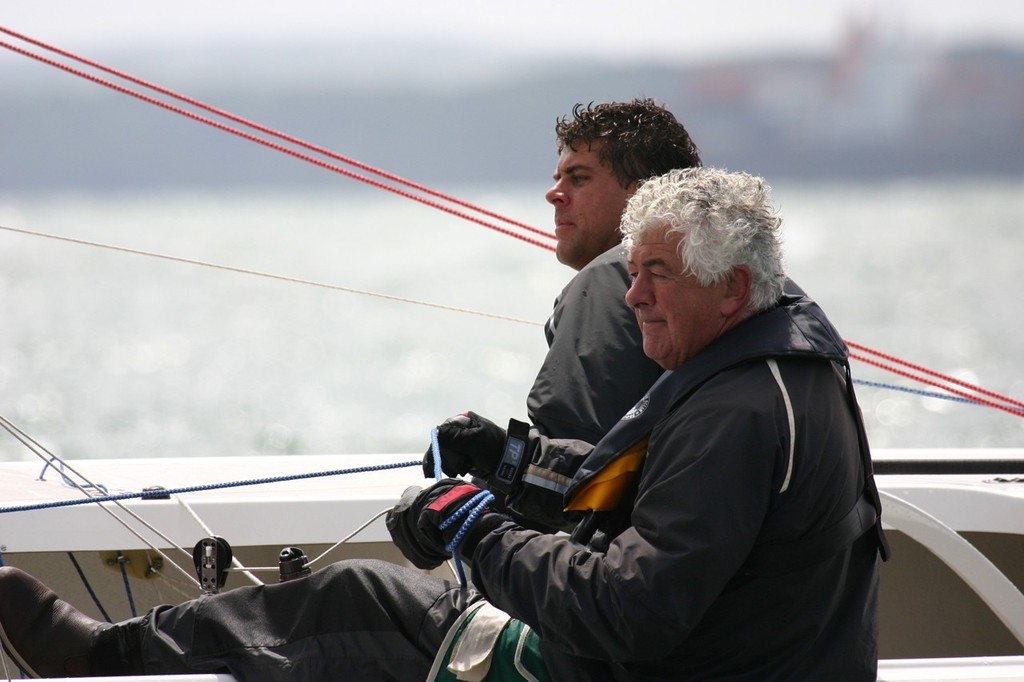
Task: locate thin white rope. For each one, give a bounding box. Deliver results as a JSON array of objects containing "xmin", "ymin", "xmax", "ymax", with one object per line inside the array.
[
  {"xmin": 0, "ymin": 223, "xmax": 542, "ymax": 327},
  {"xmin": 1, "ymin": 639, "xmax": 11, "ymax": 681},
  {"xmin": 146, "ymin": 564, "xmax": 202, "ymax": 603},
  {"xmin": 307, "ymin": 507, "xmax": 390, "ymax": 567},
  {"xmin": 0, "ymin": 221, "xmax": 519, "ymax": 594},
  {"xmin": 228, "ymin": 506, "xmax": 393, "ymax": 573},
  {"xmin": 0, "ymin": 416, "xmax": 201, "ymax": 586},
  {"xmin": 92, "ymin": 507, "xmax": 200, "ymax": 587},
  {"xmin": 175, "ymin": 496, "xmax": 263, "ymax": 586}
]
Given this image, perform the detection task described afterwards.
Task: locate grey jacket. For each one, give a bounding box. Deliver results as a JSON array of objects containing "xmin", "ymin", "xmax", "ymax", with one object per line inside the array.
[{"xmin": 527, "ymin": 244, "xmax": 664, "ymax": 444}]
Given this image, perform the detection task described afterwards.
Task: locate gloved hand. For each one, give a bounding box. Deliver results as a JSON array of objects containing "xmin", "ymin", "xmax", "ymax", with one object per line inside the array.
[
  {"xmin": 385, "ymin": 479, "xmax": 496, "ymax": 569},
  {"xmin": 421, "ymin": 412, "xmax": 507, "ymax": 479}
]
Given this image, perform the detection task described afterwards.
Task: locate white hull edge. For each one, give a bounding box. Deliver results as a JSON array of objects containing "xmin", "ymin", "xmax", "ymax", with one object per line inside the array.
[{"xmin": 16, "ymin": 655, "xmax": 1024, "ymax": 681}]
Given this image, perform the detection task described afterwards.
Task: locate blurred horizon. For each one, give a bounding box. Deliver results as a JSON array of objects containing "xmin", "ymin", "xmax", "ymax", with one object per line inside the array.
[
  {"xmin": 6, "ymin": 1, "xmax": 1024, "ymax": 59},
  {"xmin": 2, "ymin": 15, "xmax": 1023, "ymax": 192}
]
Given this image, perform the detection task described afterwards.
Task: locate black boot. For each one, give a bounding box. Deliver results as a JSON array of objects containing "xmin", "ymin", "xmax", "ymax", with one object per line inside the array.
[{"xmin": 0, "ymin": 565, "xmax": 114, "ymax": 677}]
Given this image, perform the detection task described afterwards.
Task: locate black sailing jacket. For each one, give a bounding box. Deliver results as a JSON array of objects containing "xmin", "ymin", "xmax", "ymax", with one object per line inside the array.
[{"xmin": 472, "ymin": 292, "xmax": 884, "ymax": 681}]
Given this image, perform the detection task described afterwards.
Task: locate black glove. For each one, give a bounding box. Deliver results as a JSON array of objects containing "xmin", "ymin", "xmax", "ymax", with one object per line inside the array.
[
  {"xmin": 385, "ymin": 479, "xmax": 496, "ymax": 569},
  {"xmin": 421, "ymin": 412, "xmax": 507, "ymax": 479}
]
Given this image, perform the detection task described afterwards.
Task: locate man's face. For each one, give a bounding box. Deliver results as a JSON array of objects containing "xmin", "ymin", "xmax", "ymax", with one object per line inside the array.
[
  {"xmin": 545, "ymin": 143, "xmax": 636, "ymax": 271},
  {"xmin": 625, "ymin": 225, "xmax": 736, "ymax": 370}
]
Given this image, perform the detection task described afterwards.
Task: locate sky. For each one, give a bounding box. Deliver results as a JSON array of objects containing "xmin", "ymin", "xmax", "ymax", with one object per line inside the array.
[{"xmin": 2, "ymin": 0, "xmax": 1023, "ymax": 65}]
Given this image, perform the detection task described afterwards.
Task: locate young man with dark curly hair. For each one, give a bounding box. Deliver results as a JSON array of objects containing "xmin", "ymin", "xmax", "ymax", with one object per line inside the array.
[{"xmin": 529, "ymin": 99, "xmax": 702, "ymax": 445}]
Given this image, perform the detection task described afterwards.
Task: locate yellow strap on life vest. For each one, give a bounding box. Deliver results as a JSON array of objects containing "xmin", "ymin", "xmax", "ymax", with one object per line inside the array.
[{"xmin": 563, "ymin": 437, "xmax": 649, "ymax": 512}]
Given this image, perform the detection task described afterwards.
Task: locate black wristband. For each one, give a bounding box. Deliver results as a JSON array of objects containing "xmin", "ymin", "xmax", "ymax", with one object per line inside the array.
[{"xmin": 489, "ymin": 419, "xmax": 532, "ymax": 497}]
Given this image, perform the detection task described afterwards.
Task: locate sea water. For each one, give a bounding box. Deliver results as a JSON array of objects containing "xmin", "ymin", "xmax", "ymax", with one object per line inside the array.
[{"xmin": 0, "ymin": 177, "xmax": 1022, "ymax": 462}]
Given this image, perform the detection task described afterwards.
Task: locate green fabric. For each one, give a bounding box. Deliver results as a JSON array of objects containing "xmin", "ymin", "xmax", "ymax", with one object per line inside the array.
[{"xmin": 435, "ymin": 614, "xmax": 550, "ymax": 682}]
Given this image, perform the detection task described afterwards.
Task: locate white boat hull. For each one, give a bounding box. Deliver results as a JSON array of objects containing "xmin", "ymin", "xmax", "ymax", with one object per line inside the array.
[{"xmin": 1, "ymin": 450, "xmax": 1023, "ymax": 679}]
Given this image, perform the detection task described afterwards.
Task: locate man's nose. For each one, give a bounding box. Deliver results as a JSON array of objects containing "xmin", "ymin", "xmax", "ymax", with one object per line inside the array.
[
  {"xmin": 625, "ymin": 273, "xmax": 647, "ymax": 307},
  {"xmin": 545, "ymin": 182, "xmax": 566, "ymax": 206},
  {"xmin": 622, "ymin": 268, "xmax": 655, "ymax": 307}
]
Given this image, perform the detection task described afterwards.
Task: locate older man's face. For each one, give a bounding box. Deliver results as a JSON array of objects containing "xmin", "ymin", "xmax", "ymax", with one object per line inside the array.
[{"xmin": 624, "ymin": 225, "xmax": 736, "ymax": 370}]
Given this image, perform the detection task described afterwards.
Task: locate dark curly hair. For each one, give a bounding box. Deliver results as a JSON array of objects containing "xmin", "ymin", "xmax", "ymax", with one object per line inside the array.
[{"xmin": 555, "ymin": 98, "xmax": 702, "ymax": 189}]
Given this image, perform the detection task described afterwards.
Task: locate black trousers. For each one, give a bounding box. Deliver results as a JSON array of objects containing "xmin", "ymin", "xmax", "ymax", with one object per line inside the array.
[{"xmin": 133, "ymin": 559, "xmax": 481, "ymax": 681}]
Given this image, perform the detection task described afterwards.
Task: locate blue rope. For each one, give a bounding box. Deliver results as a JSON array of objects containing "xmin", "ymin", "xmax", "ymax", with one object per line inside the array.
[
  {"xmin": 430, "ymin": 427, "xmax": 443, "ymax": 480},
  {"xmin": 66, "ymin": 552, "xmax": 112, "ymax": 622},
  {"xmin": 854, "ymin": 378, "xmax": 1024, "ymax": 414},
  {"xmin": 437, "ymin": 489, "xmax": 493, "ymax": 587},
  {"xmin": 439, "ymin": 490, "xmax": 495, "ymax": 554},
  {"xmin": 854, "ymin": 378, "xmax": 978, "ymax": 405},
  {"xmin": 38, "ymin": 456, "xmax": 108, "ymax": 495},
  {"xmin": 430, "ymin": 432, "xmax": 495, "ymax": 586},
  {"xmin": 115, "ymin": 551, "xmax": 138, "ymax": 618},
  {"xmin": 0, "ymin": 459, "xmax": 420, "ymax": 515}
]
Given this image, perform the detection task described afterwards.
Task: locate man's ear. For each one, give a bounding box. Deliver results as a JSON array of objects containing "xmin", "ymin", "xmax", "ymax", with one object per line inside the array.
[{"xmin": 721, "ymin": 265, "xmax": 752, "ymax": 317}]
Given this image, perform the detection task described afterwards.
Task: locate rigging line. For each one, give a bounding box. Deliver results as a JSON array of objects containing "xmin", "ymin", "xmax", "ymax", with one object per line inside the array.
[
  {"xmin": 0, "ymin": 25, "xmax": 552, "ymax": 242},
  {"xmin": 850, "ymin": 352, "xmax": 1024, "ymax": 418},
  {"xmin": 0, "ymin": 641, "xmax": 11, "ymax": 681},
  {"xmin": 853, "ymin": 378, "xmax": 983, "ymax": 406},
  {"xmin": 0, "ymin": 645, "xmax": 9, "ymax": 681},
  {"xmin": 848, "ymin": 340, "xmax": 1024, "ymax": 411},
  {"xmin": 175, "ymin": 497, "xmax": 262, "ymax": 587},
  {"xmin": 307, "ymin": 507, "xmax": 390, "ymax": 568},
  {"xmin": 0, "ymin": 414, "xmax": 413, "ymax": 582},
  {"xmin": 3, "ymin": 221, "xmax": 1019, "ymax": 422},
  {"xmin": 0, "ymin": 35, "xmax": 555, "ymax": 251},
  {"xmin": 6, "ymin": 36, "xmax": 1011, "ymax": 417},
  {"xmin": 0, "ymin": 223, "xmax": 543, "ymax": 328},
  {"xmin": 0, "ymin": 459, "xmax": 422, "ymax": 515},
  {"xmin": 0, "ymin": 414, "xmax": 203, "ymax": 587},
  {"xmin": 147, "ymin": 564, "xmax": 203, "ymax": 604},
  {"xmin": 234, "ymin": 507, "xmax": 393, "ymax": 573},
  {"xmin": 5, "ymin": 221, "xmax": 1018, "ymax": 421},
  {"xmin": 115, "ymin": 551, "xmax": 139, "ymax": 618},
  {"xmin": 67, "ymin": 552, "xmax": 113, "ymax": 622}
]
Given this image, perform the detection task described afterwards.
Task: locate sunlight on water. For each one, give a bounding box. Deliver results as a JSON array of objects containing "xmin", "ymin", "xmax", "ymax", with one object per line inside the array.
[{"xmin": 0, "ymin": 177, "xmax": 1022, "ymax": 460}]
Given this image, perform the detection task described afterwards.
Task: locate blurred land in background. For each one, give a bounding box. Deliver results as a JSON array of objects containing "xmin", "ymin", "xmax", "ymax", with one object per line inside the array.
[{"xmin": 3, "ymin": 20, "xmax": 1022, "ymax": 190}]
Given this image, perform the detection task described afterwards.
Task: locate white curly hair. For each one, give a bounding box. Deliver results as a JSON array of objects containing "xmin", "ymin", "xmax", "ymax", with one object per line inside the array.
[{"xmin": 620, "ymin": 167, "xmax": 786, "ymax": 313}]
